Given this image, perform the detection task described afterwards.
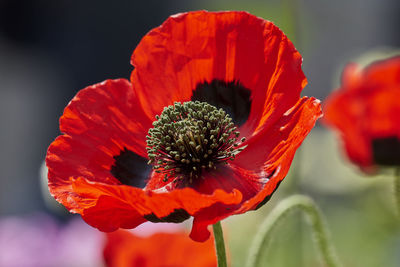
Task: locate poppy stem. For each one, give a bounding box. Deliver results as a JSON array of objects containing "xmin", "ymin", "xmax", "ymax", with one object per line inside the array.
[
  {"xmin": 394, "ymin": 168, "xmax": 400, "ymax": 217},
  {"xmin": 245, "ymin": 195, "xmax": 342, "ymax": 267},
  {"xmin": 213, "ymin": 221, "xmax": 227, "ymax": 267}
]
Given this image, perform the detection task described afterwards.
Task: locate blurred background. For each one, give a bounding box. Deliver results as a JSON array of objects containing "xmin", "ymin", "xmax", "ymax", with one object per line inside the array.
[{"xmin": 0, "ymin": 0, "xmax": 399, "ymax": 266}]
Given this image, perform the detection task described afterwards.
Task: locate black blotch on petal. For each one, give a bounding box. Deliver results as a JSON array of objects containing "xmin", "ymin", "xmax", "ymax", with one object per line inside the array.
[
  {"xmin": 110, "ymin": 148, "xmax": 151, "ymax": 188},
  {"xmin": 144, "ymin": 209, "xmax": 190, "ymax": 223},
  {"xmin": 372, "ymin": 137, "xmax": 400, "ymax": 166},
  {"xmin": 191, "ymin": 79, "xmax": 252, "ymax": 126}
]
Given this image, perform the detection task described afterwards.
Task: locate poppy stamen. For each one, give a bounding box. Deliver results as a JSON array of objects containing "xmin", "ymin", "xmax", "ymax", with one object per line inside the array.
[{"xmin": 146, "ymin": 101, "xmax": 245, "ymax": 184}]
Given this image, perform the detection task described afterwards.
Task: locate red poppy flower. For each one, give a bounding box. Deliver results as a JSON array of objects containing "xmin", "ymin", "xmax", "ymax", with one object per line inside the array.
[
  {"xmin": 323, "ymin": 56, "xmax": 400, "ymax": 173},
  {"xmin": 103, "ymin": 230, "xmax": 217, "ymax": 267},
  {"xmin": 46, "ymin": 11, "xmax": 322, "ymax": 242}
]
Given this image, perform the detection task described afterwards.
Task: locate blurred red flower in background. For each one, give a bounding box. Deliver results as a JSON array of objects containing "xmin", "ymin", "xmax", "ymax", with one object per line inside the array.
[
  {"xmin": 46, "ymin": 11, "xmax": 321, "ymax": 242},
  {"xmin": 323, "ymin": 56, "xmax": 400, "ymax": 173},
  {"xmin": 104, "ymin": 230, "xmax": 217, "ymax": 267}
]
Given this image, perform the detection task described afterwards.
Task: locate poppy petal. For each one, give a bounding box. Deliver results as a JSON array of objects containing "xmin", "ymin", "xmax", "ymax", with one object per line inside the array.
[
  {"xmin": 49, "ymin": 78, "xmax": 153, "ymax": 186},
  {"xmin": 146, "ymin": 164, "xmax": 268, "ymax": 241},
  {"xmin": 192, "ymin": 165, "xmax": 264, "ymax": 202},
  {"xmin": 145, "ymin": 164, "xmax": 262, "ymax": 198},
  {"xmin": 130, "ymin": 11, "xmax": 306, "ymax": 136},
  {"xmin": 60, "ymin": 79, "xmax": 152, "ymax": 158},
  {"xmin": 63, "ymin": 177, "xmax": 242, "ymax": 234},
  {"xmin": 190, "ymin": 202, "xmax": 236, "ymax": 242},
  {"xmin": 187, "ymin": 165, "xmax": 278, "ymax": 241},
  {"xmin": 233, "ymin": 97, "xmax": 322, "ymax": 212},
  {"xmin": 235, "ymin": 97, "xmax": 322, "ymax": 171},
  {"xmin": 47, "ymin": 79, "xmax": 154, "ymax": 209}
]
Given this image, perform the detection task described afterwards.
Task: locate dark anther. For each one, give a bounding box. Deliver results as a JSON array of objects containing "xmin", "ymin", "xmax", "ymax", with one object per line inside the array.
[
  {"xmin": 110, "ymin": 148, "xmax": 152, "ymax": 188},
  {"xmin": 191, "ymin": 80, "xmax": 252, "ymax": 126},
  {"xmin": 372, "ymin": 137, "xmax": 400, "ymax": 166}
]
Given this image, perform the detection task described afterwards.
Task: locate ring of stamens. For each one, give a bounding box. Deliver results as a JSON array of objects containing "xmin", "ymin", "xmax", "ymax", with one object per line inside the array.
[{"xmin": 146, "ymin": 101, "xmax": 245, "ymax": 184}]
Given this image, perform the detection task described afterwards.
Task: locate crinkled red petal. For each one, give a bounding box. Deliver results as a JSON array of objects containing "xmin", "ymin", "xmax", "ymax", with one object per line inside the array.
[
  {"xmin": 146, "ymin": 165, "xmax": 262, "ymax": 199},
  {"xmin": 47, "ymin": 135, "xmax": 117, "ymax": 212},
  {"xmin": 60, "ymin": 79, "xmax": 152, "ymax": 158},
  {"xmin": 235, "ymin": 97, "xmax": 322, "ymax": 171},
  {"xmin": 47, "ymin": 79, "xmax": 153, "ymax": 210},
  {"xmin": 130, "ymin": 11, "xmax": 306, "ymax": 136},
  {"xmin": 146, "ymin": 164, "xmax": 265, "ymax": 241},
  {"xmin": 64, "ymin": 177, "xmax": 241, "ymax": 238},
  {"xmin": 188, "ymin": 165, "xmax": 269, "ymax": 241},
  {"xmin": 233, "ymin": 97, "xmax": 322, "ymax": 213}
]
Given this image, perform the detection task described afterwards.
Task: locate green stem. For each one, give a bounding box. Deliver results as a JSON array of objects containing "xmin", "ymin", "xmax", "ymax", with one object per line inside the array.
[
  {"xmin": 245, "ymin": 195, "xmax": 342, "ymax": 267},
  {"xmin": 394, "ymin": 168, "xmax": 400, "ymax": 217},
  {"xmin": 213, "ymin": 221, "xmax": 228, "ymax": 267}
]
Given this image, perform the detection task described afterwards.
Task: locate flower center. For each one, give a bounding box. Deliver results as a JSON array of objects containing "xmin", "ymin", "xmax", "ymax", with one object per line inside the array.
[{"xmin": 146, "ymin": 101, "xmax": 245, "ymax": 184}]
